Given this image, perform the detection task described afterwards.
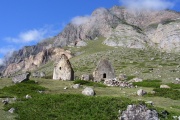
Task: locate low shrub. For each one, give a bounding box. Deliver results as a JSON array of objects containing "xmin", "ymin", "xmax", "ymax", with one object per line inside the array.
[
  {"xmin": 73, "ymin": 80, "xmax": 106, "ymax": 87},
  {"xmin": 167, "ymin": 83, "xmax": 180, "ymax": 89},
  {"xmin": 148, "ymin": 88, "xmax": 180, "ymax": 100}
]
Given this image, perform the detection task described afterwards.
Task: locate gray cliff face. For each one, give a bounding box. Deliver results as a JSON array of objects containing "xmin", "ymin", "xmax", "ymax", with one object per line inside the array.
[
  {"xmin": 53, "ymin": 6, "xmax": 180, "ymax": 52},
  {"xmin": 53, "ymin": 8, "xmax": 120, "ymax": 47}
]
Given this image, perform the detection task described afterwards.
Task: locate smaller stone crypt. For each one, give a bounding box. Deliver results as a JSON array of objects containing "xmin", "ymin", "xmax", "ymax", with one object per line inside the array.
[
  {"xmin": 53, "ymin": 54, "xmax": 74, "ymax": 80},
  {"xmin": 93, "ymin": 59, "xmax": 115, "ymax": 82}
]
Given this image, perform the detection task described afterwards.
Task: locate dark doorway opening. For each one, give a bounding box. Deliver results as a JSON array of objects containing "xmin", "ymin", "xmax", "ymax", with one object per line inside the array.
[
  {"xmin": 59, "ymin": 67, "xmax": 61, "ymax": 70},
  {"xmin": 103, "ymin": 73, "xmax": 106, "ymax": 78}
]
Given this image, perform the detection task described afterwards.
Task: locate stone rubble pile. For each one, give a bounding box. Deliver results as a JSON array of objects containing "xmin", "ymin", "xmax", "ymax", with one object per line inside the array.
[
  {"xmin": 119, "ymin": 104, "xmax": 159, "ymax": 120},
  {"xmin": 104, "ymin": 78, "xmax": 133, "ymax": 88}
]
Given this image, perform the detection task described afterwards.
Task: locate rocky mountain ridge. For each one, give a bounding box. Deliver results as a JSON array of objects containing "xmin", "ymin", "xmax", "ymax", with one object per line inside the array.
[{"xmin": 1, "ymin": 6, "xmax": 180, "ymax": 76}]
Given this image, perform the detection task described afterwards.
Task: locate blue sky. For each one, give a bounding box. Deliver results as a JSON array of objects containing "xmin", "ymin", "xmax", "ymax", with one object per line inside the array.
[{"xmin": 0, "ymin": 0, "xmax": 179, "ymax": 65}]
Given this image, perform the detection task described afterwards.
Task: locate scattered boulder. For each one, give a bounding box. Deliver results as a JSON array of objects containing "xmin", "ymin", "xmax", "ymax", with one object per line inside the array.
[
  {"xmin": 119, "ymin": 104, "xmax": 159, "ymax": 120},
  {"xmin": 64, "ymin": 86, "xmax": 68, "ymax": 90},
  {"xmin": 2, "ymin": 98, "xmax": 9, "ymax": 105},
  {"xmin": 8, "ymin": 108, "xmax": 15, "ymax": 114},
  {"xmin": 82, "ymin": 87, "xmax": 95, "ymax": 96},
  {"xmin": 160, "ymin": 85, "xmax": 170, "ymax": 89},
  {"xmin": 25, "ymin": 94, "xmax": 32, "ymax": 99},
  {"xmin": 130, "ymin": 78, "xmax": 143, "ymax": 82},
  {"xmin": 81, "ymin": 74, "xmax": 93, "ymax": 81},
  {"xmin": 145, "ymin": 101, "xmax": 153, "ymax": 106},
  {"xmin": 12, "ymin": 97, "xmax": 17, "ymax": 101},
  {"xmin": 137, "ymin": 89, "xmax": 147, "ymax": 96},
  {"xmin": 72, "ymin": 84, "xmax": 80, "ymax": 89},
  {"xmin": 12, "ymin": 72, "xmax": 30, "ymax": 84},
  {"xmin": 150, "ymin": 91, "xmax": 156, "ymax": 94},
  {"xmin": 118, "ymin": 74, "xmax": 127, "ymax": 81}
]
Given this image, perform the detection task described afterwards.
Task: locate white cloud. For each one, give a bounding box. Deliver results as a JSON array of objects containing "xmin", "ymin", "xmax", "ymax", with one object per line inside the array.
[
  {"xmin": 119, "ymin": 0, "xmax": 174, "ymax": 10},
  {"xmin": 5, "ymin": 29, "xmax": 47, "ymax": 43},
  {"xmin": 0, "ymin": 47, "xmax": 15, "ymax": 55},
  {"xmin": 4, "ymin": 25, "xmax": 59, "ymax": 43},
  {"xmin": 71, "ymin": 16, "xmax": 91, "ymax": 25}
]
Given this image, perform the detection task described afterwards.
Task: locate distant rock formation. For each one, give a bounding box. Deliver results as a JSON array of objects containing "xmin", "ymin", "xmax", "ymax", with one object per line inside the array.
[
  {"xmin": 53, "ymin": 54, "xmax": 74, "ymax": 80},
  {"xmin": 93, "ymin": 59, "xmax": 115, "ymax": 82},
  {"xmin": 3, "ymin": 48, "xmax": 72, "ymax": 77}
]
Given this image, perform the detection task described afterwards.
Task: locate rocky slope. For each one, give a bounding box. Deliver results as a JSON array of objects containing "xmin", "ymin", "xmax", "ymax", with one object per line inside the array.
[
  {"xmin": 2, "ymin": 6, "xmax": 180, "ymax": 76},
  {"xmin": 3, "ymin": 48, "xmax": 72, "ymax": 77},
  {"xmin": 53, "ymin": 6, "xmax": 180, "ymax": 51}
]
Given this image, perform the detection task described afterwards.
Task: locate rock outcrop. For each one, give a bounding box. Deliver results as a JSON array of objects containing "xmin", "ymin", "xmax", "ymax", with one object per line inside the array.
[
  {"xmin": 12, "ymin": 72, "xmax": 30, "ymax": 84},
  {"xmin": 4, "ymin": 48, "xmax": 72, "ymax": 77},
  {"xmin": 104, "ymin": 24, "xmax": 150, "ymax": 49},
  {"xmin": 53, "ymin": 54, "xmax": 74, "ymax": 80},
  {"xmin": 119, "ymin": 104, "xmax": 159, "ymax": 120}
]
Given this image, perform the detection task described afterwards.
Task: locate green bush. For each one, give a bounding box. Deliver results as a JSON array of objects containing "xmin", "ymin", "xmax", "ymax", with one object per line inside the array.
[
  {"xmin": 133, "ymin": 80, "xmax": 162, "ymax": 88},
  {"xmin": 148, "ymin": 88, "xmax": 180, "ymax": 100},
  {"xmin": 167, "ymin": 83, "xmax": 180, "ymax": 89},
  {"xmin": 73, "ymin": 80, "xmax": 106, "ymax": 87}
]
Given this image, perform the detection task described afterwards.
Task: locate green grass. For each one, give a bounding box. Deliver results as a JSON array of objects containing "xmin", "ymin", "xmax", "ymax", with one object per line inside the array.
[
  {"xmin": 0, "ymin": 80, "xmax": 46, "ymax": 99},
  {"xmin": 73, "ymin": 80, "xmax": 107, "ymax": 87},
  {"xmin": 5, "ymin": 94, "xmax": 134, "ymax": 120},
  {"xmin": 0, "ymin": 78, "xmax": 179, "ymax": 119},
  {"xmin": 148, "ymin": 88, "xmax": 180, "ymax": 100},
  {"xmin": 133, "ymin": 80, "xmax": 162, "ymax": 88}
]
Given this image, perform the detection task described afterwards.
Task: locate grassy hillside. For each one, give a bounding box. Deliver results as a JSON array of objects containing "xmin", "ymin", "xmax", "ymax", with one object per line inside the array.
[
  {"xmin": 38, "ymin": 37, "xmax": 180, "ymax": 83},
  {"xmin": 0, "ymin": 78, "xmax": 179, "ymax": 120}
]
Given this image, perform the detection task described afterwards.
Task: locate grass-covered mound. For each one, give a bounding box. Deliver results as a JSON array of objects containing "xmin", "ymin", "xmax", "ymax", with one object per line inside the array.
[{"xmin": 0, "ymin": 80, "xmax": 46, "ymax": 99}]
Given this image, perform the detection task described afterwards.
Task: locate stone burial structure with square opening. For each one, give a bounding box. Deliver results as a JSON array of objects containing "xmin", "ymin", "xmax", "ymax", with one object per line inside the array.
[
  {"xmin": 93, "ymin": 58, "xmax": 115, "ymax": 82},
  {"xmin": 53, "ymin": 54, "xmax": 74, "ymax": 80}
]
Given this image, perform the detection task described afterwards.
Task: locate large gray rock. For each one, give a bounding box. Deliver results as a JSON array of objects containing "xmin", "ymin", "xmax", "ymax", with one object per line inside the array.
[
  {"xmin": 137, "ymin": 89, "xmax": 147, "ymax": 96},
  {"xmin": 12, "ymin": 73, "xmax": 30, "ymax": 84},
  {"xmin": 82, "ymin": 87, "xmax": 95, "ymax": 96},
  {"xmin": 119, "ymin": 104, "xmax": 159, "ymax": 120}
]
